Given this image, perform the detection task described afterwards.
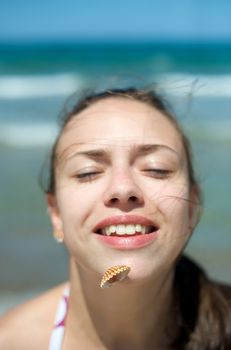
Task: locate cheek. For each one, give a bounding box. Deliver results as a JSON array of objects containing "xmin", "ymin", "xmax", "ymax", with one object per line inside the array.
[
  {"xmin": 56, "ymin": 182, "xmax": 101, "ymax": 227},
  {"xmin": 147, "ymin": 180, "xmax": 190, "ymax": 225}
]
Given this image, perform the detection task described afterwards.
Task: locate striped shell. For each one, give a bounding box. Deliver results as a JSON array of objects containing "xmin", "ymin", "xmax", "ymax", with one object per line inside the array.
[{"xmin": 100, "ymin": 265, "xmax": 130, "ymax": 288}]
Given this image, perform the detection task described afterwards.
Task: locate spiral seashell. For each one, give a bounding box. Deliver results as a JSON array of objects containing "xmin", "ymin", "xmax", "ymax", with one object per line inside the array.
[{"xmin": 100, "ymin": 265, "xmax": 130, "ymax": 288}]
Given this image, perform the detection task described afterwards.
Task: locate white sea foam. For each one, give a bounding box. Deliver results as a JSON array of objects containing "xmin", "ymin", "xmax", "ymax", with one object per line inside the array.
[
  {"xmin": 158, "ymin": 73, "xmax": 231, "ymax": 97},
  {"xmin": 0, "ymin": 72, "xmax": 231, "ymax": 99},
  {"xmin": 0, "ymin": 123, "xmax": 58, "ymax": 147},
  {"xmin": 0, "ymin": 71, "xmax": 231, "ymax": 147},
  {"xmin": 0, "ymin": 73, "xmax": 83, "ymax": 99}
]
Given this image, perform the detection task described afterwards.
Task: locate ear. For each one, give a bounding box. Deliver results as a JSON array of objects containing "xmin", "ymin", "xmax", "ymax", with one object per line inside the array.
[
  {"xmin": 188, "ymin": 185, "xmax": 202, "ymax": 233},
  {"xmin": 46, "ymin": 193, "xmax": 63, "ymax": 232}
]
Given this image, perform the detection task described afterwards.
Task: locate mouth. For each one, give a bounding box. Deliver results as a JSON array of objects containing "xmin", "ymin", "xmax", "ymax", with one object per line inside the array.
[{"xmin": 94, "ymin": 216, "xmax": 159, "ymax": 237}]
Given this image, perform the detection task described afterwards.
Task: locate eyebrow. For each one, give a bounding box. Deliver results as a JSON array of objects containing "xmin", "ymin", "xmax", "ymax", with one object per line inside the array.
[
  {"xmin": 58, "ymin": 143, "xmax": 179, "ymax": 167},
  {"xmin": 71, "ymin": 149, "xmax": 108, "ymax": 160},
  {"xmin": 133, "ymin": 144, "xmax": 178, "ymax": 156},
  {"xmin": 57, "ymin": 147, "xmax": 109, "ymax": 167}
]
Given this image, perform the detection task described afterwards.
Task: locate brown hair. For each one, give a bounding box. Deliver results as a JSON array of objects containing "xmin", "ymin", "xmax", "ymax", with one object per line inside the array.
[
  {"xmin": 45, "ymin": 87, "xmax": 231, "ymax": 348},
  {"xmin": 173, "ymin": 255, "xmax": 231, "ymax": 349},
  {"xmin": 45, "ymin": 87, "xmax": 200, "ymax": 202}
]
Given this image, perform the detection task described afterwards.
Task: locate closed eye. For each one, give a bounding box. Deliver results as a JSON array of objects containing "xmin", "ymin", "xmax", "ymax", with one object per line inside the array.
[
  {"xmin": 75, "ymin": 171, "xmax": 102, "ymax": 182},
  {"xmin": 143, "ymin": 169, "xmax": 172, "ymax": 179}
]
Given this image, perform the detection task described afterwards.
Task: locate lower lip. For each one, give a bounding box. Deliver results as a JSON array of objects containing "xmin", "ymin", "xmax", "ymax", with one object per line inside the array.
[{"xmin": 95, "ymin": 232, "xmax": 158, "ymax": 250}]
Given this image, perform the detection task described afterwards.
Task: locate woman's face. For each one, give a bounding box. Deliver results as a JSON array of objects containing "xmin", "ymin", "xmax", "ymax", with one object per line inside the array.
[{"xmin": 48, "ymin": 97, "xmax": 197, "ymax": 282}]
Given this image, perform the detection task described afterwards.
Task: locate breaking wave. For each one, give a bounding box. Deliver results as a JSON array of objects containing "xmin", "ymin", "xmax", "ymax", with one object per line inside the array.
[
  {"xmin": 1, "ymin": 72, "xmax": 231, "ymax": 99},
  {"xmin": 0, "ymin": 73, "xmax": 83, "ymax": 99}
]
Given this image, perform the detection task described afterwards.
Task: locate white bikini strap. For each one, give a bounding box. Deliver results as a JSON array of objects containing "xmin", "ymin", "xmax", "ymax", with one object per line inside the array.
[{"xmin": 49, "ymin": 285, "xmax": 70, "ymax": 350}]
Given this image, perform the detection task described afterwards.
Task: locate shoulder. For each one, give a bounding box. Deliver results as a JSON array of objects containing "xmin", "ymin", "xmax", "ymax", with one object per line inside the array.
[{"xmin": 0, "ymin": 283, "xmax": 68, "ymax": 350}]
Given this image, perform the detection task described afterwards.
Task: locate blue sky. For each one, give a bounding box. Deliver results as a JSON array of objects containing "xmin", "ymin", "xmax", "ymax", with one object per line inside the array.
[{"xmin": 0, "ymin": 0, "xmax": 231, "ymax": 42}]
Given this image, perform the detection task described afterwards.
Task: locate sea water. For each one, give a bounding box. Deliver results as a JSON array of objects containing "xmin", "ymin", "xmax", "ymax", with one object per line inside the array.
[{"xmin": 0, "ymin": 41, "xmax": 231, "ymax": 313}]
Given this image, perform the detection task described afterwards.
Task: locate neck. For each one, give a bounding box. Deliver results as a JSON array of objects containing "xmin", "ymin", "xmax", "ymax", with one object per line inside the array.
[{"xmin": 64, "ymin": 260, "xmax": 177, "ymax": 350}]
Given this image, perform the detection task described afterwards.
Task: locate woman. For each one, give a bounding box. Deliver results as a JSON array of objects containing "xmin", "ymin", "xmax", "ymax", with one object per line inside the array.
[{"xmin": 0, "ymin": 87, "xmax": 231, "ymax": 349}]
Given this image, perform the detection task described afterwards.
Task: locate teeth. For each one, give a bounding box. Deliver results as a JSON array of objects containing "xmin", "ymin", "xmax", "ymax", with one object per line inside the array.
[
  {"xmin": 117, "ymin": 224, "xmax": 125, "ymax": 235},
  {"xmin": 125, "ymin": 225, "xmax": 135, "ymax": 234},
  {"xmin": 109, "ymin": 225, "xmax": 116, "ymax": 234},
  {"xmin": 135, "ymin": 224, "xmax": 142, "ymax": 232},
  {"xmin": 105, "ymin": 227, "xmax": 110, "ymax": 236},
  {"xmin": 101, "ymin": 224, "xmax": 152, "ymax": 236}
]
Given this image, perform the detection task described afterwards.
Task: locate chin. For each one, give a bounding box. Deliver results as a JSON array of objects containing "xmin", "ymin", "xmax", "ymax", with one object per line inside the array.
[{"xmin": 100, "ymin": 254, "xmax": 172, "ymax": 285}]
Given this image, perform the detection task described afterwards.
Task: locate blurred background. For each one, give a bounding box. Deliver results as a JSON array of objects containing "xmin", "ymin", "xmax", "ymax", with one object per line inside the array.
[{"xmin": 0, "ymin": 0, "xmax": 231, "ymax": 314}]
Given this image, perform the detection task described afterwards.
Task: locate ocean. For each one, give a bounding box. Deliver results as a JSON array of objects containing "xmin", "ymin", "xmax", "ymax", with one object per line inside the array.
[{"xmin": 0, "ymin": 41, "xmax": 231, "ymax": 314}]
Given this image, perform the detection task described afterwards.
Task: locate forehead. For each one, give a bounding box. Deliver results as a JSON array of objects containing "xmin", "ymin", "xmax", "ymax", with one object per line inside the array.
[{"xmin": 57, "ymin": 97, "xmax": 183, "ymax": 155}]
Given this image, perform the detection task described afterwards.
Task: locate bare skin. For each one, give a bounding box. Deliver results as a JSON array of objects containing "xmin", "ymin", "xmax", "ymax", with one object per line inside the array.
[
  {"xmin": 0, "ymin": 272, "xmax": 176, "ymax": 350},
  {"xmin": 0, "ymin": 97, "xmax": 199, "ymax": 349},
  {"xmin": 0, "ymin": 284, "xmax": 67, "ymax": 350},
  {"xmin": 62, "ymin": 259, "xmax": 177, "ymax": 350}
]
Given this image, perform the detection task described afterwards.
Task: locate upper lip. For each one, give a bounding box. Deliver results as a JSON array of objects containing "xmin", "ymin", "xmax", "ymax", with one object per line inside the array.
[{"xmin": 93, "ymin": 215, "xmax": 159, "ymax": 233}]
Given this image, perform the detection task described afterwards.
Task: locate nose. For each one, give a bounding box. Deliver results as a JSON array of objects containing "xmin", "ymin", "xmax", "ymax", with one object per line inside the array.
[{"xmin": 103, "ymin": 169, "xmax": 144, "ymax": 211}]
